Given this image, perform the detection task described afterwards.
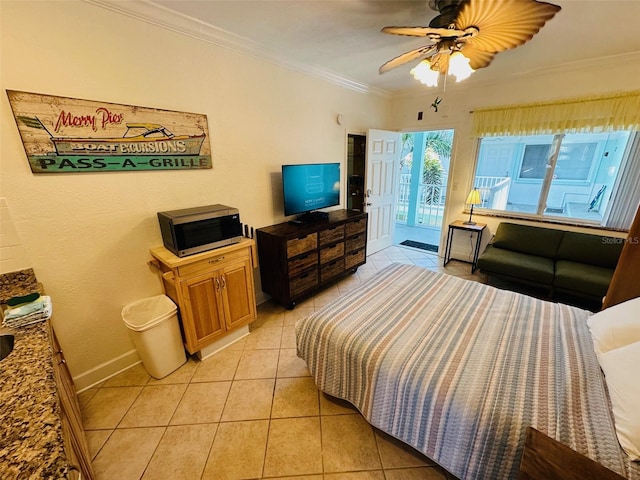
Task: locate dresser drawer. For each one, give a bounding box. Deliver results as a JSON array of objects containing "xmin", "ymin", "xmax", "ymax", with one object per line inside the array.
[
  {"xmin": 288, "ymin": 252, "xmax": 317, "ymax": 278},
  {"xmin": 346, "ymin": 233, "xmax": 366, "ymax": 252},
  {"xmin": 320, "ymin": 258, "xmax": 344, "ymax": 283},
  {"xmin": 345, "ymin": 218, "xmax": 366, "ymax": 236},
  {"xmin": 319, "ymin": 242, "xmax": 344, "ymax": 264},
  {"xmin": 177, "ymin": 248, "xmax": 248, "ymax": 277},
  {"xmin": 319, "ymin": 225, "xmax": 345, "ymax": 246},
  {"xmin": 286, "ymin": 233, "xmax": 317, "ymax": 258},
  {"xmin": 290, "ymin": 268, "xmax": 318, "ymax": 296},
  {"xmin": 345, "ymin": 248, "xmax": 366, "ymax": 270}
]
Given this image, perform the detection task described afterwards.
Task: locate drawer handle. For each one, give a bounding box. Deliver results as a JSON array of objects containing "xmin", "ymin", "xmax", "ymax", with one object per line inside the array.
[{"xmin": 209, "ymin": 256, "xmax": 225, "ymax": 263}]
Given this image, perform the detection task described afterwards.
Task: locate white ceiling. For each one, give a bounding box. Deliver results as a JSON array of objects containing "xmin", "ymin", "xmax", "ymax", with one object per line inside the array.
[{"xmin": 96, "ymin": 0, "xmax": 640, "ymax": 96}]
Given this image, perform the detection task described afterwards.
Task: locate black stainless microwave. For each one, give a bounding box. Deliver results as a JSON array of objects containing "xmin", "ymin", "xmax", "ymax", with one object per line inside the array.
[{"xmin": 157, "ymin": 204, "xmax": 242, "ymax": 257}]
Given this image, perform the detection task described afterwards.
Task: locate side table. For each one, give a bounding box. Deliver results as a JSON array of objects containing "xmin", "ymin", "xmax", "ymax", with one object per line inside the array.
[{"xmin": 443, "ymin": 220, "xmax": 487, "ymax": 273}]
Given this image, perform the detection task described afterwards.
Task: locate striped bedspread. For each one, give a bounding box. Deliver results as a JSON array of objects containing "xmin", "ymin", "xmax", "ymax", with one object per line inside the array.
[{"xmin": 296, "ymin": 264, "xmax": 637, "ymax": 479}]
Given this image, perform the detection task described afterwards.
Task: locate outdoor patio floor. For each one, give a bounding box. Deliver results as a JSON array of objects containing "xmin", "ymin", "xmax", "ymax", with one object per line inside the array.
[{"xmin": 393, "ymin": 223, "xmax": 443, "ymax": 253}]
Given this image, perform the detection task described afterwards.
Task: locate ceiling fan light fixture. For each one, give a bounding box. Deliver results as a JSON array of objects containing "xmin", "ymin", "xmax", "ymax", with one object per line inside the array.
[
  {"xmin": 410, "ymin": 59, "xmax": 440, "ymax": 87},
  {"xmin": 449, "ymin": 51, "xmax": 475, "ymax": 82},
  {"xmin": 380, "ymin": 0, "xmax": 561, "ymax": 87}
]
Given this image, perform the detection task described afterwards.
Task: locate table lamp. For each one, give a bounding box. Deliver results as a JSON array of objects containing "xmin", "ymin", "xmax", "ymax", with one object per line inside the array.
[{"xmin": 464, "ymin": 188, "xmax": 482, "ymax": 225}]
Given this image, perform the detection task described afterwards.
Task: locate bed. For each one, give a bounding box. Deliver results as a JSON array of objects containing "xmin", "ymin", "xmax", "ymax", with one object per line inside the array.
[{"xmin": 295, "ymin": 263, "xmax": 640, "ymax": 479}]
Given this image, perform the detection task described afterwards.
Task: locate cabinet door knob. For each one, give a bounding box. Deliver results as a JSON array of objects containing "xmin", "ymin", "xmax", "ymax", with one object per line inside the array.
[
  {"xmin": 215, "ymin": 277, "xmax": 221, "ymax": 290},
  {"xmin": 220, "ymin": 276, "xmax": 226, "ymax": 289}
]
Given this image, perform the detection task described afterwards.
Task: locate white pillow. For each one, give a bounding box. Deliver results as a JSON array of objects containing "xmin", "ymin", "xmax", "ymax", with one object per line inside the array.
[
  {"xmin": 598, "ymin": 341, "xmax": 640, "ymax": 461},
  {"xmin": 587, "ymin": 297, "xmax": 640, "ymax": 356}
]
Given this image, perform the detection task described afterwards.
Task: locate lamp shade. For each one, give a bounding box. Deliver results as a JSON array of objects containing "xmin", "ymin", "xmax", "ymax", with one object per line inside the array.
[
  {"xmin": 449, "ymin": 52, "xmax": 475, "ymax": 82},
  {"xmin": 466, "ymin": 188, "xmax": 482, "ymax": 205},
  {"xmin": 410, "ymin": 60, "xmax": 439, "ymax": 87}
]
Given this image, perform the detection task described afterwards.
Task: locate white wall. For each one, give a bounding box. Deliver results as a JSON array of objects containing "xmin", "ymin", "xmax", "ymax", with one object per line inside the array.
[
  {"xmin": 389, "ymin": 54, "xmax": 640, "ymax": 256},
  {"xmin": 0, "ymin": 1, "xmax": 390, "ymax": 388}
]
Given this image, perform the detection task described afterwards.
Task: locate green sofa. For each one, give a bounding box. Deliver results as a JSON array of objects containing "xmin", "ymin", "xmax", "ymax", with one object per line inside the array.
[{"xmin": 477, "ymin": 222, "xmax": 623, "ymax": 308}]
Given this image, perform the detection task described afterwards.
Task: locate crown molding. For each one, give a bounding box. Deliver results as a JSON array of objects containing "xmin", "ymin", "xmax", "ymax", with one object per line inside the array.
[{"xmin": 82, "ymin": 0, "xmax": 391, "ymax": 98}]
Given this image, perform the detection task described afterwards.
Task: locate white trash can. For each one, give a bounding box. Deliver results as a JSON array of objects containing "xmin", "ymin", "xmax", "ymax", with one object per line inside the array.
[{"xmin": 121, "ymin": 294, "xmax": 186, "ymax": 379}]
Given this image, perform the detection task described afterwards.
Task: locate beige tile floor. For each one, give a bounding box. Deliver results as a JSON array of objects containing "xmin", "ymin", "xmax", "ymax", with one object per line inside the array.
[{"xmin": 79, "ymin": 246, "xmax": 485, "ymax": 480}]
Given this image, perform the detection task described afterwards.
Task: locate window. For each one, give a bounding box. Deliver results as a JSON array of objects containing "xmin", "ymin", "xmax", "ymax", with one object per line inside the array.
[
  {"xmin": 518, "ymin": 142, "xmax": 596, "ymax": 181},
  {"xmin": 519, "ymin": 144, "xmax": 550, "ymax": 179},
  {"xmin": 472, "ymin": 131, "xmax": 634, "ymax": 225},
  {"xmin": 470, "ymin": 91, "xmax": 640, "ymax": 229}
]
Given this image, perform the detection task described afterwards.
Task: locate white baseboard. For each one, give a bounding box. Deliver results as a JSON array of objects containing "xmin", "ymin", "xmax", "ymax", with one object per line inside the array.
[
  {"xmin": 256, "ymin": 291, "xmax": 270, "ymax": 305},
  {"xmin": 74, "ymin": 348, "xmax": 141, "ymax": 393},
  {"xmin": 75, "ymin": 296, "xmax": 269, "ymax": 392},
  {"xmin": 196, "ymin": 325, "xmax": 250, "ymax": 361},
  {"xmin": 449, "ymin": 247, "xmax": 476, "ymax": 264}
]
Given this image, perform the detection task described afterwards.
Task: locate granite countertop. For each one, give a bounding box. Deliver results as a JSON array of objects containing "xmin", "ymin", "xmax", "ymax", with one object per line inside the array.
[
  {"xmin": 0, "ymin": 271, "xmax": 71, "ymax": 479},
  {"xmin": 0, "ymin": 269, "xmax": 42, "ymax": 305}
]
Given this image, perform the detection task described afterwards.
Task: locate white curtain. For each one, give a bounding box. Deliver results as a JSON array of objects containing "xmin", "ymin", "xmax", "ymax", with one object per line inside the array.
[
  {"xmin": 472, "ymin": 90, "xmax": 640, "ymax": 137},
  {"xmin": 605, "ymin": 132, "xmax": 640, "ymax": 230}
]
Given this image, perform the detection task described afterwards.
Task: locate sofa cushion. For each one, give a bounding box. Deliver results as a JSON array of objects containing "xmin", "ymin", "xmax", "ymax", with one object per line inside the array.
[
  {"xmin": 556, "ymin": 231, "xmax": 623, "ymax": 269},
  {"xmin": 553, "ymin": 260, "xmax": 614, "ymax": 298},
  {"xmin": 477, "ymin": 244, "xmax": 555, "ymax": 285},
  {"xmin": 491, "ymin": 223, "xmax": 564, "ymax": 259}
]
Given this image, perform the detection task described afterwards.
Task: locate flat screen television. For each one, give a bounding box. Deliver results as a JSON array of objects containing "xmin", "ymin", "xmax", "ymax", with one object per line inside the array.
[{"xmin": 282, "ymin": 162, "xmax": 340, "ymax": 222}]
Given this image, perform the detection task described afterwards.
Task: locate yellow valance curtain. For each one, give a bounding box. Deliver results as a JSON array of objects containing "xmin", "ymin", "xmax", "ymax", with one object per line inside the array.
[{"xmin": 472, "ymin": 90, "xmax": 640, "ymax": 137}]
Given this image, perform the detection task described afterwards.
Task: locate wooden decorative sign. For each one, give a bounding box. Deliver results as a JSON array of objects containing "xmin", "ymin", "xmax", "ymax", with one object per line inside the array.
[{"xmin": 6, "ymin": 90, "xmax": 212, "ymax": 173}]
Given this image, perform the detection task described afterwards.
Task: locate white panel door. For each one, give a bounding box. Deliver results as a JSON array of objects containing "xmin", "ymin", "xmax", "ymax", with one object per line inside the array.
[{"xmin": 366, "ymin": 129, "xmax": 400, "ymax": 254}]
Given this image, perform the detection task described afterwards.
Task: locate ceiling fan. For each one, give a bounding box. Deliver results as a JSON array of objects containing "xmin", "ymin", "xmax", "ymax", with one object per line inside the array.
[{"xmin": 379, "ymin": 0, "xmax": 561, "ymax": 85}]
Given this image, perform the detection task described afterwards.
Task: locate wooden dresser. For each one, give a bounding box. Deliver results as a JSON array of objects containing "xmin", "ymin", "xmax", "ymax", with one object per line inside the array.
[{"xmin": 256, "ymin": 210, "xmax": 368, "ymax": 308}]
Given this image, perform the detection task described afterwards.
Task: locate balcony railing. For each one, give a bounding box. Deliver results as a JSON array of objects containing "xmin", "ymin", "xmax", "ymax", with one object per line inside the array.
[
  {"xmin": 475, "ymin": 176, "xmax": 511, "ymax": 210},
  {"xmin": 396, "ymin": 174, "xmax": 446, "ymax": 227},
  {"xmin": 395, "ymin": 175, "xmax": 511, "ymax": 227}
]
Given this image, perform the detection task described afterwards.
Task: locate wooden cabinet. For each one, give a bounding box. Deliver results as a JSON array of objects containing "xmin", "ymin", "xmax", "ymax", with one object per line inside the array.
[
  {"xmin": 150, "ymin": 239, "xmax": 258, "ymax": 354},
  {"xmin": 256, "ymin": 210, "xmax": 367, "ymax": 308},
  {"xmin": 49, "ymin": 323, "xmax": 95, "ymax": 480}
]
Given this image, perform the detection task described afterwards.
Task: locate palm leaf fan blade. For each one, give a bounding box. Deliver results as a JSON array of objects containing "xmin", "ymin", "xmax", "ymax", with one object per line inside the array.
[
  {"xmin": 379, "ymin": 45, "xmax": 437, "ymax": 73},
  {"xmin": 381, "ymin": 26, "xmax": 468, "ymax": 38},
  {"xmin": 459, "ymin": 44, "xmax": 497, "ymax": 69},
  {"xmin": 456, "ymin": 0, "xmax": 561, "ymax": 53},
  {"xmin": 381, "ymin": 26, "xmax": 435, "ymax": 37}
]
